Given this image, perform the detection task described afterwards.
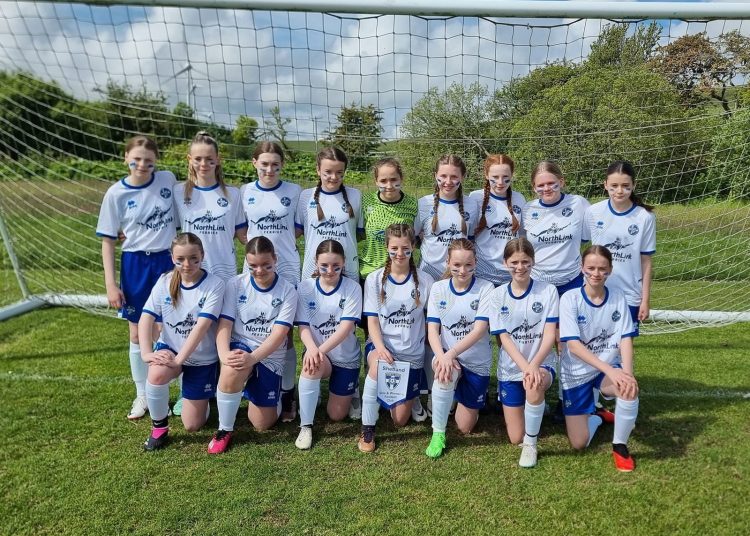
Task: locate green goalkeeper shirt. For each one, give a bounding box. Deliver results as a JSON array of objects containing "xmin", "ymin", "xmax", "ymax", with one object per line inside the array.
[{"xmin": 359, "ymin": 190, "xmax": 418, "ymax": 278}]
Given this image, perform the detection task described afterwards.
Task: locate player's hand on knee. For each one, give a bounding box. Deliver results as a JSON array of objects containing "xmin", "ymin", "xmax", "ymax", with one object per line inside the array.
[{"xmin": 376, "ymin": 347, "xmax": 394, "ymax": 365}]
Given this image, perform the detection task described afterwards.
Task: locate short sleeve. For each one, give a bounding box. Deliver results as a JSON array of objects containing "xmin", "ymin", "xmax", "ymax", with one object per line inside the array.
[
  {"xmin": 488, "ymin": 288, "xmax": 505, "ymax": 335},
  {"xmin": 426, "ymin": 284, "xmax": 441, "ymax": 323},
  {"xmin": 275, "ymin": 285, "xmax": 298, "ymax": 327},
  {"xmin": 198, "ymin": 278, "xmax": 225, "ymax": 322},
  {"xmin": 419, "ymin": 272, "xmax": 434, "ymax": 311},
  {"xmin": 232, "ymin": 188, "xmax": 247, "ymax": 229},
  {"xmin": 558, "ymin": 292, "xmax": 580, "ymax": 342},
  {"xmin": 581, "ymin": 205, "xmax": 592, "ymax": 242},
  {"xmin": 95, "ymin": 187, "xmax": 120, "ymax": 239},
  {"xmin": 220, "ymin": 279, "xmax": 238, "ymax": 322},
  {"xmin": 362, "ymin": 271, "xmax": 380, "ymax": 316},
  {"xmin": 466, "ymin": 196, "xmax": 480, "ymax": 238},
  {"xmin": 340, "ymin": 280, "xmax": 363, "ymax": 323},
  {"xmin": 642, "ymin": 211, "xmax": 656, "ymax": 255},
  {"xmin": 475, "ymin": 282, "xmax": 493, "ymax": 322},
  {"xmin": 295, "ymin": 190, "xmax": 309, "ymax": 231},
  {"xmin": 618, "ymin": 293, "xmax": 637, "ymax": 339},
  {"xmin": 294, "ymin": 283, "xmax": 310, "ymax": 325},
  {"xmin": 413, "ymin": 199, "xmax": 424, "ymax": 236},
  {"xmin": 545, "ymin": 285, "xmax": 560, "ymax": 323},
  {"xmin": 353, "ymin": 188, "xmax": 364, "ymax": 231},
  {"xmin": 142, "ymin": 276, "xmax": 164, "ymax": 321}
]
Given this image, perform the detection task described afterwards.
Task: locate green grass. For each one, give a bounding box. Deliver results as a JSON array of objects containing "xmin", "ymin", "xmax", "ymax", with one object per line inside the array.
[{"xmin": 0, "ymin": 308, "xmax": 748, "ymax": 534}]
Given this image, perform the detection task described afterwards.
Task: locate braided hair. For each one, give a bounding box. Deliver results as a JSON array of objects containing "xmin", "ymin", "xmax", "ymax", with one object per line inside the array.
[
  {"xmin": 431, "ymin": 154, "xmax": 468, "ymax": 234},
  {"xmin": 380, "ymin": 223, "xmax": 420, "ymax": 306},
  {"xmin": 314, "ymin": 146, "xmax": 352, "ymax": 221},
  {"xmin": 476, "ymin": 154, "xmax": 520, "ymax": 235}
]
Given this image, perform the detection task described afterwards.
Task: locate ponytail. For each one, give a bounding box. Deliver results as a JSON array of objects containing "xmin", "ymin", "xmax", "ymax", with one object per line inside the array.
[{"xmin": 168, "ymin": 232, "xmax": 204, "ymax": 306}]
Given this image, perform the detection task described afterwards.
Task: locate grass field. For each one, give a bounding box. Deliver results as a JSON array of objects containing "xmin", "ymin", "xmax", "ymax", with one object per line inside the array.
[{"xmin": 1, "ymin": 308, "xmax": 748, "ymax": 535}]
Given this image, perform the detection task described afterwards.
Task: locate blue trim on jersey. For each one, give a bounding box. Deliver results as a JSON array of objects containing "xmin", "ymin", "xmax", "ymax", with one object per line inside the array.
[
  {"xmin": 198, "ymin": 312, "xmax": 217, "ymax": 322},
  {"xmin": 508, "ymin": 279, "xmax": 533, "ymax": 300},
  {"xmin": 179, "ymin": 270, "xmax": 208, "ymax": 290},
  {"xmin": 642, "ymin": 250, "xmax": 656, "ymax": 255},
  {"xmin": 96, "ymin": 232, "xmax": 118, "ymax": 239},
  {"xmin": 255, "ymin": 180, "xmax": 283, "ymax": 192},
  {"xmin": 251, "ymin": 273, "xmax": 278, "ymax": 293},
  {"xmin": 438, "ymin": 197, "xmax": 458, "ymax": 204},
  {"xmin": 194, "ymin": 183, "xmax": 219, "ymax": 191},
  {"xmin": 340, "ymin": 316, "xmax": 360, "ymax": 324},
  {"xmin": 235, "ymin": 222, "xmax": 248, "ymax": 230},
  {"xmin": 316, "ymin": 276, "xmax": 343, "ymax": 296},
  {"xmin": 357, "ymin": 227, "xmax": 365, "ymax": 233},
  {"xmin": 560, "ymin": 336, "xmax": 580, "ymax": 342},
  {"xmin": 319, "ymin": 187, "xmax": 343, "ymax": 195},
  {"xmin": 219, "ymin": 313, "xmax": 235, "ymax": 322},
  {"xmin": 154, "ymin": 341, "xmax": 178, "ymax": 354},
  {"xmin": 622, "ymin": 331, "xmax": 638, "ymax": 338},
  {"xmin": 294, "ymin": 223, "xmax": 304, "ymax": 229},
  {"xmin": 581, "ymin": 285, "xmax": 609, "ymax": 308},
  {"xmin": 274, "ymin": 320, "xmax": 292, "ymax": 328},
  {"xmin": 468, "ymin": 235, "xmax": 475, "ymax": 241},
  {"xmin": 449, "ymin": 276, "xmax": 476, "ymax": 296},
  {"xmin": 295, "ymin": 321, "xmax": 310, "ymax": 326},
  {"xmin": 607, "ymin": 199, "xmax": 637, "ymax": 216},
  {"xmin": 426, "ymin": 316, "xmax": 441, "ymax": 324},
  {"xmin": 546, "ymin": 316, "xmax": 559, "ymax": 323},
  {"xmin": 142, "ymin": 309, "xmax": 162, "ymax": 321},
  {"xmin": 121, "ymin": 173, "xmax": 155, "ymax": 190},
  {"xmin": 362, "ymin": 311, "xmax": 379, "ymax": 317},
  {"xmin": 539, "ymin": 192, "xmax": 565, "ymax": 208},
  {"xmin": 387, "ymin": 272, "xmax": 412, "ymax": 285},
  {"xmin": 490, "ymin": 193, "xmax": 508, "ymax": 201},
  {"xmin": 475, "ymin": 316, "xmax": 489, "ymax": 322},
  {"xmin": 490, "ymin": 328, "xmax": 507, "ymax": 335}
]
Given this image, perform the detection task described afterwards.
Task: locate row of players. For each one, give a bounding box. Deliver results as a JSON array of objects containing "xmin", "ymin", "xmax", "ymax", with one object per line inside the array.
[
  {"xmin": 96, "ymin": 133, "xmax": 655, "ymax": 469},
  {"xmin": 137, "ymin": 230, "xmax": 639, "ymax": 471}
]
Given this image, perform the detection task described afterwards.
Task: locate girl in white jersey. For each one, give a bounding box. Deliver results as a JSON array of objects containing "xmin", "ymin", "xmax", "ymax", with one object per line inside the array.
[
  {"xmin": 206, "ymin": 236, "xmax": 298, "ymax": 454},
  {"xmin": 96, "ymin": 136, "xmax": 177, "ymax": 421},
  {"xmin": 295, "ymin": 147, "xmax": 363, "ymax": 282},
  {"xmin": 175, "ymin": 131, "xmax": 246, "ymax": 281},
  {"xmin": 138, "ymin": 233, "xmax": 225, "ymax": 451},
  {"xmin": 559, "ymin": 246, "xmax": 639, "ymax": 472},
  {"xmin": 358, "ymin": 224, "xmax": 434, "ymax": 453},
  {"xmin": 294, "ymin": 239, "xmax": 363, "ymax": 450},
  {"xmin": 488, "ymin": 238, "xmax": 558, "ymax": 468},
  {"xmin": 425, "ymin": 239, "xmax": 493, "ymax": 459},
  {"xmin": 415, "ymin": 154, "xmax": 478, "ymax": 281},
  {"xmin": 471, "ymin": 154, "xmax": 525, "ymax": 286},
  {"xmin": 242, "ymin": 141, "xmax": 303, "ymax": 423}
]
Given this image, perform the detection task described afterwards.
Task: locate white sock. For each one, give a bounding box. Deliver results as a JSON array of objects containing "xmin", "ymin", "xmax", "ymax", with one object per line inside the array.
[
  {"xmin": 423, "ymin": 348, "xmax": 434, "ymax": 393},
  {"xmin": 431, "ymin": 380, "xmax": 455, "ymax": 433},
  {"xmin": 362, "ymin": 376, "xmax": 379, "ymax": 426},
  {"xmin": 592, "ymin": 387, "xmax": 601, "ymax": 408},
  {"xmin": 586, "ymin": 414, "xmax": 603, "ymax": 447},
  {"xmin": 523, "ymin": 400, "xmax": 546, "ymax": 446},
  {"xmin": 145, "ymin": 380, "xmax": 170, "ymax": 421},
  {"xmin": 298, "ymin": 377, "xmax": 320, "ymax": 427},
  {"xmin": 282, "ymin": 347, "xmax": 297, "ymax": 391},
  {"xmin": 129, "ymin": 342, "xmax": 147, "ymax": 398},
  {"xmin": 177, "ymin": 373, "xmax": 183, "ymax": 396},
  {"xmin": 613, "ymin": 397, "xmax": 639, "ymax": 445},
  {"xmin": 216, "ymin": 388, "xmax": 243, "ymax": 432}
]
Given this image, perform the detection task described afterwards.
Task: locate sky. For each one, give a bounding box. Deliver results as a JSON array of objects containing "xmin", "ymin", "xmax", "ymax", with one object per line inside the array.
[{"xmin": 0, "ymin": 1, "xmax": 747, "ymax": 139}]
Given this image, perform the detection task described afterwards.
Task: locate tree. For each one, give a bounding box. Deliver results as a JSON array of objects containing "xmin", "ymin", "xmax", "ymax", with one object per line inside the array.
[
  {"xmin": 586, "ymin": 22, "xmax": 661, "ymax": 69},
  {"xmin": 97, "ymin": 80, "xmax": 171, "ymax": 143},
  {"xmin": 325, "ymin": 103, "xmax": 383, "ymax": 170},
  {"xmin": 265, "ymin": 105, "xmax": 295, "ymax": 160},
  {"xmin": 650, "ymin": 31, "xmax": 750, "ymax": 114},
  {"xmin": 228, "ymin": 115, "xmax": 259, "ymax": 159}
]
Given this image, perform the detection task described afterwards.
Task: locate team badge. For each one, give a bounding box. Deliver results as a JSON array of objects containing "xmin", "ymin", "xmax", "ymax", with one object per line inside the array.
[
  {"xmin": 341, "ymin": 202, "xmax": 349, "ymax": 213},
  {"xmin": 411, "ymin": 288, "xmax": 419, "ymax": 299},
  {"xmin": 385, "ymin": 372, "xmax": 401, "ymax": 390},
  {"xmin": 513, "ymin": 205, "xmax": 521, "ymax": 214},
  {"xmin": 532, "ymin": 301, "xmax": 543, "ymax": 313},
  {"xmin": 628, "ymin": 224, "xmax": 639, "ymax": 236},
  {"xmin": 217, "ymin": 197, "xmax": 228, "ymax": 207},
  {"xmin": 463, "ymin": 211, "xmax": 470, "ymax": 220},
  {"xmin": 198, "ymin": 297, "xmax": 206, "ymax": 308},
  {"xmin": 470, "ymin": 299, "xmax": 479, "ymax": 311},
  {"xmin": 280, "ymin": 196, "xmax": 291, "ymax": 207},
  {"xmin": 612, "ymin": 310, "xmax": 621, "ymax": 321},
  {"xmin": 160, "ymin": 188, "xmax": 171, "ymax": 199},
  {"xmin": 562, "ymin": 207, "xmax": 573, "ymax": 217},
  {"xmin": 338, "ymin": 298, "xmax": 346, "ymax": 309},
  {"xmin": 271, "ymin": 298, "xmax": 282, "ymax": 307}
]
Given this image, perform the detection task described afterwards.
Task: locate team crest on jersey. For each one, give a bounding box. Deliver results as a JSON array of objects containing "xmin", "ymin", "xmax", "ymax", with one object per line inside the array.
[
  {"xmin": 247, "ymin": 196, "xmax": 256, "ymax": 205},
  {"xmin": 463, "ymin": 211, "xmax": 470, "ymax": 220},
  {"xmin": 531, "ymin": 211, "xmax": 539, "ymax": 220},
  {"xmin": 338, "ymin": 298, "xmax": 346, "ymax": 309},
  {"xmin": 500, "ymin": 305, "xmax": 509, "ymax": 316},
  {"xmin": 411, "ymin": 288, "xmax": 419, "ymax": 300},
  {"xmin": 385, "ymin": 372, "xmax": 401, "ymax": 390},
  {"xmin": 561, "ymin": 207, "xmax": 573, "ymax": 217},
  {"xmin": 271, "ymin": 298, "xmax": 283, "ymax": 307},
  {"xmin": 612, "ymin": 310, "xmax": 621, "ymax": 321},
  {"xmin": 217, "ymin": 197, "xmax": 229, "ymax": 207},
  {"xmin": 470, "ymin": 299, "xmax": 479, "ymax": 311},
  {"xmin": 439, "ymin": 300, "xmax": 447, "ymax": 310},
  {"xmin": 596, "ymin": 220, "xmax": 605, "ymax": 229},
  {"xmin": 628, "ymin": 224, "xmax": 639, "ymax": 236},
  {"xmin": 160, "ymin": 188, "xmax": 171, "ymax": 199},
  {"xmin": 198, "ymin": 297, "xmax": 206, "ymax": 308},
  {"xmin": 309, "ymin": 199, "xmax": 317, "ymax": 208},
  {"xmin": 280, "ymin": 196, "xmax": 291, "ymax": 207},
  {"xmin": 127, "ymin": 199, "xmax": 137, "ymax": 209},
  {"xmin": 164, "ymin": 296, "xmax": 172, "ymax": 305},
  {"xmin": 375, "ymin": 230, "xmax": 385, "ymax": 243},
  {"xmin": 532, "ymin": 301, "xmax": 543, "ymax": 313},
  {"xmin": 513, "ymin": 205, "xmax": 521, "ymax": 214},
  {"xmin": 577, "ymin": 314, "xmax": 587, "ymax": 324},
  {"xmin": 341, "ymin": 202, "xmax": 350, "ymax": 213},
  {"xmin": 238, "ymin": 294, "xmax": 247, "ymax": 304}
]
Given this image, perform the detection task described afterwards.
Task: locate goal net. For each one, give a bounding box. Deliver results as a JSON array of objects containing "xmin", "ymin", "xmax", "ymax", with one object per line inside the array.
[{"xmin": 0, "ymin": 1, "xmax": 749, "ymax": 334}]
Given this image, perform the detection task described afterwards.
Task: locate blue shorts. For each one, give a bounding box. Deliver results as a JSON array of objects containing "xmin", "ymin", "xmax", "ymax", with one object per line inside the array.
[
  {"xmin": 121, "ymin": 250, "xmax": 173, "ymax": 323},
  {"xmin": 454, "ymin": 365, "xmax": 491, "ymax": 410},
  {"xmin": 243, "ymin": 362, "xmax": 282, "ymax": 407},
  {"xmin": 329, "ymin": 363, "xmax": 360, "ymax": 397},
  {"xmin": 499, "ymin": 366, "xmax": 556, "ymax": 407},
  {"xmin": 562, "ymin": 364, "xmax": 621, "ymax": 416},
  {"xmin": 628, "ymin": 305, "xmax": 640, "ymax": 336},
  {"xmin": 555, "ymin": 272, "xmax": 584, "ymax": 296},
  {"xmin": 181, "ymin": 362, "xmax": 219, "ymax": 401}
]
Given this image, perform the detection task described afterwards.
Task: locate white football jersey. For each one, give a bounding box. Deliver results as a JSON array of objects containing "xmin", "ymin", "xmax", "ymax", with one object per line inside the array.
[
  {"xmin": 414, "ymin": 195, "xmax": 479, "ymax": 280},
  {"xmin": 523, "ymin": 194, "xmax": 590, "ymax": 286},
  {"xmin": 470, "ymin": 189, "xmax": 526, "ymax": 285},
  {"xmin": 559, "ymin": 286, "xmax": 637, "ymax": 389},
  {"xmin": 220, "ymin": 272, "xmax": 298, "ymax": 375},
  {"xmin": 174, "ymin": 183, "xmax": 245, "ymax": 281},
  {"xmin": 295, "ymin": 186, "xmax": 363, "ymax": 281},
  {"xmin": 426, "ymin": 276, "xmax": 493, "ymax": 376},
  {"xmin": 363, "ymin": 268, "xmax": 434, "ymax": 366},
  {"xmin": 142, "ymin": 271, "xmax": 225, "ymax": 366},
  {"xmin": 585, "ymin": 200, "xmax": 656, "ymax": 306},
  {"xmin": 295, "ymin": 276, "xmax": 362, "ymax": 368},
  {"xmin": 488, "ymin": 279, "xmax": 559, "ymax": 381},
  {"xmin": 96, "ymin": 170, "xmax": 177, "ymax": 252},
  {"xmin": 241, "ymin": 180, "xmax": 302, "ymax": 285}
]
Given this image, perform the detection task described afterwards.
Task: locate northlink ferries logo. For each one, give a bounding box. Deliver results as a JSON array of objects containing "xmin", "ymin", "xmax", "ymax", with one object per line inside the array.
[
  {"xmin": 444, "ymin": 315, "xmax": 474, "ymax": 338},
  {"xmin": 314, "ymin": 314, "xmax": 339, "ymax": 337},
  {"xmin": 529, "ymin": 222, "xmax": 573, "ymax": 244},
  {"xmin": 487, "ymin": 217, "xmax": 512, "ymax": 238},
  {"xmin": 435, "ymin": 223, "xmax": 461, "ymax": 244},
  {"xmin": 312, "ymin": 216, "xmax": 348, "ymax": 238},
  {"xmin": 137, "ymin": 206, "xmax": 173, "ymax": 231},
  {"xmin": 604, "ymin": 238, "xmax": 633, "ymax": 251},
  {"xmin": 605, "ymin": 238, "xmax": 634, "ymax": 262},
  {"xmin": 251, "ymin": 210, "xmax": 288, "ymax": 232},
  {"xmin": 584, "ymin": 329, "xmax": 616, "ymax": 354},
  {"xmin": 510, "ymin": 319, "xmax": 542, "ymax": 343},
  {"xmin": 188, "ymin": 211, "xmax": 226, "ymax": 234},
  {"xmin": 384, "ymin": 304, "xmax": 418, "ymax": 327},
  {"xmin": 167, "ymin": 313, "xmax": 196, "ymax": 336},
  {"xmin": 242, "ymin": 311, "xmax": 278, "ymax": 337}
]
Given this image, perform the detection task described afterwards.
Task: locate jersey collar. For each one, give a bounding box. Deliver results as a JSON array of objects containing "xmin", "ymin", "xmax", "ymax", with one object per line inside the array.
[
  {"xmin": 581, "ymin": 285, "xmax": 609, "ymax": 308},
  {"xmin": 316, "ymin": 276, "xmax": 343, "ymax": 296},
  {"xmin": 607, "ymin": 199, "xmax": 636, "ymax": 216},
  {"xmin": 507, "ymin": 278, "xmax": 533, "ymax": 300},
  {"xmin": 449, "ymin": 275, "xmax": 475, "ymax": 296},
  {"xmin": 180, "ymin": 270, "xmax": 208, "ymax": 290},
  {"xmin": 539, "ymin": 192, "xmax": 565, "ymax": 208},
  {"xmin": 121, "ymin": 172, "xmax": 155, "ymax": 190}
]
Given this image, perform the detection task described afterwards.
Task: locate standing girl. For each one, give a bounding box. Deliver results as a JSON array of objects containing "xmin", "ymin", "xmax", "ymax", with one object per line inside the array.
[
  {"xmin": 414, "ymin": 154, "xmax": 478, "ymax": 281},
  {"xmin": 425, "ymin": 239, "xmax": 493, "ymax": 459},
  {"xmin": 559, "ymin": 246, "xmax": 639, "ymax": 471},
  {"xmin": 358, "ymin": 224, "xmax": 434, "ymax": 452},
  {"xmin": 207, "ymin": 236, "xmax": 298, "ymax": 454},
  {"xmin": 470, "ymin": 154, "xmax": 526, "ymax": 286},
  {"xmin": 585, "ymin": 161, "xmax": 655, "ymax": 330},
  {"xmin": 241, "ymin": 141, "xmax": 303, "ymax": 422},
  {"xmin": 295, "ymin": 147, "xmax": 363, "ymax": 282},
  {"xmin": 96, "ymin": 135, "xmax": 177, "ymax": 420},
  {"xmin": 488, "ymin": 238, "xmax": 559, "ymax": 468},
  {"xmin": 174, "ymin": 131, "xmax": 246, "ymax": 281},
  {"xmin": 294, "ymin": 240, "xmax": 363, "ymax": 450},
  {"xmin": 138, "ymin": 233, "xmax": 225, "ymax": 450}
]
